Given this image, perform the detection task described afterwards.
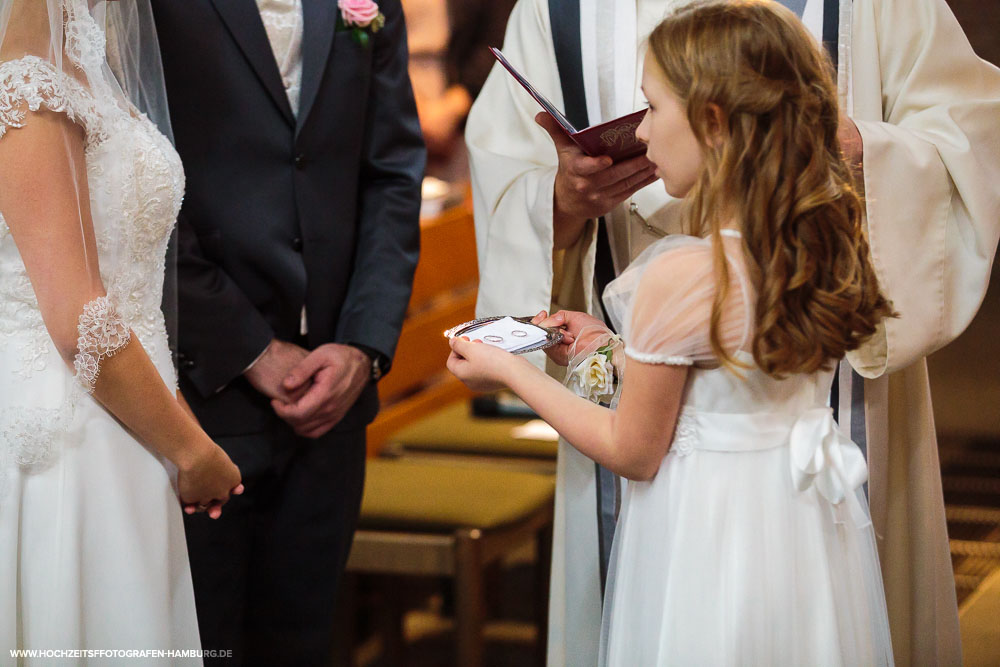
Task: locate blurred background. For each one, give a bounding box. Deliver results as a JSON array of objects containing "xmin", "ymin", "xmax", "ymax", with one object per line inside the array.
[{"xmin": 333, "ymin": 1, "xmax": 1000, "ymax": 665}]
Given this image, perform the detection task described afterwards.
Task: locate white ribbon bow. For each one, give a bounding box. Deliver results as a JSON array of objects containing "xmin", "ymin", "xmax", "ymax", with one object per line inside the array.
[{"xmin": 789, "ymin": 407, "xmax": 871, "ymax": 528}]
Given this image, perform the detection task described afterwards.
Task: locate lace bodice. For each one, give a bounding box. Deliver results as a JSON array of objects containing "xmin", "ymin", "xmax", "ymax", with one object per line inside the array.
[{"xmin": 0, "ymin": 55, "xmax": 184, "ymax": 473}]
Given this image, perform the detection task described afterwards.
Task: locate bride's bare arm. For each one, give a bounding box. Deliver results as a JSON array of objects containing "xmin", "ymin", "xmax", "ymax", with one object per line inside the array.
[
  {"xmin": 0, "ymin": 109, "xmax": 240, "ymax": 510},
  {"xmin": 448, "ymin": 337, "xmax": 687, "ymax": 480}
]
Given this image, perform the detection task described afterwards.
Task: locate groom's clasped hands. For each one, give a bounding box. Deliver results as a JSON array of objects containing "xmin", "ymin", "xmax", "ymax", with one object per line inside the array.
[{"xmin": 245, "ymin": 339, "xmax": 370, "ymax": 439}]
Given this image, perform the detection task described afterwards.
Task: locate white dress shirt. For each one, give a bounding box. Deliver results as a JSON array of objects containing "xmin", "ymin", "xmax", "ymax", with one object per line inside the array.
[{"xmin": 256, "ymin": 0, "xmax": 304, "ymax": 117}]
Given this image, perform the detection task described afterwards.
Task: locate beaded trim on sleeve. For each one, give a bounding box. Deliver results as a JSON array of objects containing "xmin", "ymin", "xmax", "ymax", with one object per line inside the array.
[
  {"xmin": 73, "ymin": 296, "xmax": 131, "ymax": 393},
  {"xmin": 624, "ymin": 349, "xmax": 695, "ymax": 366}
]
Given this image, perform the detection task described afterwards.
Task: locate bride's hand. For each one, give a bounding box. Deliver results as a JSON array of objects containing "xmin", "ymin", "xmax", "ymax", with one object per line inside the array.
[
  {"xmin": 177, "ymin": 443, "xmax": 244, "ymax": 520},
  {"xmin": 447, "ymin": 336, "xmax": 522, "ymax": 392}
]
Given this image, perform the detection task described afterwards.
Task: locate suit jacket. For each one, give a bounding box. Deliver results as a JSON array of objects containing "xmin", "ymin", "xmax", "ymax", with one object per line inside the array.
[{"xmin": 152, "ymin": 0, "xmax": 425, "ymax": 436}]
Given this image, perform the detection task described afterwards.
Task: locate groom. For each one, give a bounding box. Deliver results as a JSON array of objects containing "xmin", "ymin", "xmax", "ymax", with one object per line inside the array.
[{"xmin": 152, "ymin": 0, "xmax": 423, "ymax": 663}]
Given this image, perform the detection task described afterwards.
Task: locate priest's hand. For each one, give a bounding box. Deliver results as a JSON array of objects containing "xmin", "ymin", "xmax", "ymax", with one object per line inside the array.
[{"xmin": 535, "ymin": 112, "xmax": 657, "ymax": 250}]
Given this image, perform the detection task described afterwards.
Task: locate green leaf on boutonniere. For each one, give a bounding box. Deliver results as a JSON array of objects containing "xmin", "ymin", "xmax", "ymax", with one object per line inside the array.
[{"xmin": 353, "ymin": 28, "xmax": 369, "ymax": 47}]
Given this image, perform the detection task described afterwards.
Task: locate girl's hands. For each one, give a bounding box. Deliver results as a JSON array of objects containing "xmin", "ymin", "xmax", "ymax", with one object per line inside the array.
[
  {"xmin": 531, "ymin": 309, "xmax": 613, "ymax": 366},
  {"xmin": 447, "ymin": 336, "xmax": 522, "ymax": 392},
  {"xmin": 178, "ymin": 443, "xmax": 244, "ymax": 520}
]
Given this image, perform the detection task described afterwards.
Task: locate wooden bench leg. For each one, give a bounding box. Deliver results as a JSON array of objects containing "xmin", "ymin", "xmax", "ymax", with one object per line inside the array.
[
  {"xmin": 455, "ymin": 528, "xmax": 485, "ymax": 667},
  {"xmin": 376, "ymin": 576, "xmax": 407, "ymax": 666}
]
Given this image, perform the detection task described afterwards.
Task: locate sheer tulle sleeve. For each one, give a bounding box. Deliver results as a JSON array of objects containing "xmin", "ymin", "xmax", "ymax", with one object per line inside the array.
[{"xmin": 603, "ymin": 235, "xmax": 752, "ymax": 366}]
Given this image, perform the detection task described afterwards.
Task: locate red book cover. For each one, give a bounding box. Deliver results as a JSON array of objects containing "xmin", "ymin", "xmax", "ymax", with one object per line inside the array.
[{"xmin": 490, "ymin": 47, "xmax": 648, "ymax": 163}]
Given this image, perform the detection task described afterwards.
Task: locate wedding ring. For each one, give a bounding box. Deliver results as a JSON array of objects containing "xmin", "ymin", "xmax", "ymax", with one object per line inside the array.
[
  {"xmin": 484, "ymin": 335, "xmax": 504, "ymax": 343},
  {"xmin": 511, "ymin": 329, "xmax": 528, "ymax": 337},
  {"xmin": 197, "ymin": 503, "xmax": 209, "ymax": 511}
]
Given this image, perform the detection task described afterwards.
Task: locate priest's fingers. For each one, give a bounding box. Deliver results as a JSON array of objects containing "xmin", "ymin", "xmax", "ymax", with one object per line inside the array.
[
  {"xmin": 602, "ymin": 172, "xmax": 660, "ymax": 202},
  {"xmin": 563, "ymin": 170, "xmax": 657, "ymax": 224},
  {"xmin": 587, "ymin": 154, "xmax": 655, "ymax": 189},
  {"xmin": 536, "ymin": 113, "xmax": 613, "ymax": 176},
  {"xmin": 560, "ymin": 158, "xmax": 653, "ymax": 219},
  {"xmin": 535, "ymin": 112, "xmax": 590, "ymax": 155}
]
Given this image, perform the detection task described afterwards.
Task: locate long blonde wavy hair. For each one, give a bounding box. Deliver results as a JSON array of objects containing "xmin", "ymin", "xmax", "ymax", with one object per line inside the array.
[{"xmin": 647, "ymin": 0, "xmax": 894, "ymax": 376}]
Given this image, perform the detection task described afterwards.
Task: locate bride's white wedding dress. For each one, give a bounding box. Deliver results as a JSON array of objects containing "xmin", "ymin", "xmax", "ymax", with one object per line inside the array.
[
  {"xmin": 597, "ymin": 231, "xmax": 893, "ymax": 665},
  {"xmin": 0, "ymin": 18, "xmax": 201, "ymax": 661}
]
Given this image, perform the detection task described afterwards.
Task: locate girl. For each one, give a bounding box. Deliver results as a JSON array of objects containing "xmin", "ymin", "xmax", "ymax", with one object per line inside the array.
[{"xmin": 448, "ymin": 1, "xmax": 895, "ymax": 664}]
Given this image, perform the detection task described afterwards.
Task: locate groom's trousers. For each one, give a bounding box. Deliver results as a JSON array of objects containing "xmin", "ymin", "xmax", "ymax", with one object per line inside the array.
[{"xmin": 183, "ymin": 420, "xmax": 366, "ymax": 666}]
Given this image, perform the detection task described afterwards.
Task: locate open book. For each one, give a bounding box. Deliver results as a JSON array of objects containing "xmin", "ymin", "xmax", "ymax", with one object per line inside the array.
[{"xmin": 490, "ymin": 46, "xmax": 648, "ymax": 162}]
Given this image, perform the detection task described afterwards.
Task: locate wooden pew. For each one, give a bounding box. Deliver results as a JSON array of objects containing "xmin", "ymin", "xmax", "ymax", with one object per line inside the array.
[
  {"xmin": 367, "ymin": 201, "xmax": 478, "ymax": 456},
  {"xmin": 348, "ymin": 198, "xmax": 554, "ymax": 666}
]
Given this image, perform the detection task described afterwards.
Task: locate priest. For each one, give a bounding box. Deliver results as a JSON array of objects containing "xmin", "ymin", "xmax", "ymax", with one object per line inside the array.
[{"xmin": 466, "ymin": 0, "xmax": 1000, "ymax": 665}]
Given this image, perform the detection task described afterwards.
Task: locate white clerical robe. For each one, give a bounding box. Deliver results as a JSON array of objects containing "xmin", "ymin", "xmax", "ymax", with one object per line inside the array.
[{"xmin": 466, "ymin": 1, "xmax": 1000, "ymax": 665}]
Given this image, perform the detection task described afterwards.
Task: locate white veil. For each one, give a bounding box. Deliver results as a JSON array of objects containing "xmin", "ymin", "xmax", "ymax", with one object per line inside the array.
[{"xmin": 0, "ymin": 1, "xmax": 171, "ymax": 137}]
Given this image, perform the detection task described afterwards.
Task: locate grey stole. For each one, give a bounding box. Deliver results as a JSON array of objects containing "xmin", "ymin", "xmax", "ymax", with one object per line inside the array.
[{"xmin": 547, "ymin": 0, "xmax": 863, "ymax": 596}]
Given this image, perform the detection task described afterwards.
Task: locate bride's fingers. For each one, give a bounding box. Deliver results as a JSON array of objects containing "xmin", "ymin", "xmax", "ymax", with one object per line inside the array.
[
  {"xmin": 207, "ymin": 495, "xmax": 232, "ymax": 519},
  {"xmin": 232, "ymin": 484, "xmax": 245, "ymax": 495}
]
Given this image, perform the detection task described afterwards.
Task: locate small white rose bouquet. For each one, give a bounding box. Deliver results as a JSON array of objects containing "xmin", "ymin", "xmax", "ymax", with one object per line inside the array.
[{"xmin": 569, "ymin": 334, "xmax": 621, "ymax": 404}]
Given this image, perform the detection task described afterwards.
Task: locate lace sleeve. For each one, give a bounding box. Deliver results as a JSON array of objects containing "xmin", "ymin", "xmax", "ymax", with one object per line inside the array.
[
  {"xmin": 73, "ymin": 296, "xmax": 131, "ymax": 392},
  {"xmin": 603, "ymin": 235, "xmax": 752, "ymax": 366},
  {"xmin": 0, "ymin": 56, "xmax": 103, "ymax": 143}
]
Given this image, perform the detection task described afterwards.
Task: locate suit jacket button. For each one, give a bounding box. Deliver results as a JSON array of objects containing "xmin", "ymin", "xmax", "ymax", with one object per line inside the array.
[
  {"xmin": 294, "ymin": 154, "xmax": 306, "ymax": 170},
  {"xmin": 181, "ymin": 359, "xmax": 196, "ymax": 370},
  {"xmin": 292, "ymin": 237, "xmax": 303, "ymax": 251}
]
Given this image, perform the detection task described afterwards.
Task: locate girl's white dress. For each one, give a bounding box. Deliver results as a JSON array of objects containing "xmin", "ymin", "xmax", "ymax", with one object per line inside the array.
[
  {"xmin": 598, "ymin": 231, "xmax": 893, "ymax": 665},
  {"xmin": 0, "ymin": 39, "xmax": 201, "ymax": 666}
]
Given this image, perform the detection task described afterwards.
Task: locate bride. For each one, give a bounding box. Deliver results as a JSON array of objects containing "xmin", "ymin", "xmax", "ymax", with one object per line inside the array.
[{"xmin": 0, "ymin": 0, "xmax": 242, "ymax": 657}]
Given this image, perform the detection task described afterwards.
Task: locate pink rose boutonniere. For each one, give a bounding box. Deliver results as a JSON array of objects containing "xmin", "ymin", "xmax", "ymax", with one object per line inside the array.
[{"xmin": 337, "ymin": 0, "xmax": 386, "ymax": 47}]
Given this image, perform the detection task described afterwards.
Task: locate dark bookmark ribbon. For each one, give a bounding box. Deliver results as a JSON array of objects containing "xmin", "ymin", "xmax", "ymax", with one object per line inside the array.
[{"xmin": 549, "ymin": 0, "xmax": 621, "ymax": 598}]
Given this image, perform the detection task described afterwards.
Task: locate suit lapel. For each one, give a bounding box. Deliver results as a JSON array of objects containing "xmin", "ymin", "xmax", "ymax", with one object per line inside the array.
[
  {"xmin": 209, "ymin": 0, "xmax": 296, "ymax": 126},
  {"xmin": 298, "ymin": 0, "xmax": 338, "ymax": 135}
]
